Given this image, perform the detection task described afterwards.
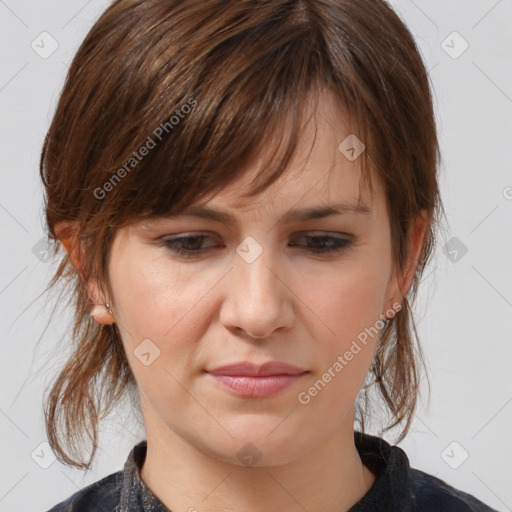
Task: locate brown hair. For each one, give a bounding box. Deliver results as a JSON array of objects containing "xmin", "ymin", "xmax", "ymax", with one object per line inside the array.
[{"xmin": 40, "ymin": 0, "xmax": 446, "ymax": 469}]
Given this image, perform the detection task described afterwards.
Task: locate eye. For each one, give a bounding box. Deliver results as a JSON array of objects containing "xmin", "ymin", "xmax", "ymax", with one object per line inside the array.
[
  {"xmin": 162, "ymin": 234, "xmax": 217, "ymax": 258},
  {"xmin": 160, "ymin": 232, "xmax": 354, "ymax": 259},
  {"xmin": 289, "ymin": 233, "xmax": 353, "ymax": 255}
]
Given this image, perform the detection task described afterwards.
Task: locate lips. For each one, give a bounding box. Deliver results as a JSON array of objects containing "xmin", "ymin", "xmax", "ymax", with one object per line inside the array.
[
  {"xmin": 206, "ymin": 360, "xmax": 307, "ymax": 377},
  {"xmin": 206, "ymin": 361, "xmax": 309, "ymax": 398}
]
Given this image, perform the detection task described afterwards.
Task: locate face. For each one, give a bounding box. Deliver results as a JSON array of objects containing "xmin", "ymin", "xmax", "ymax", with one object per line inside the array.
[{"xmin": 99, "ymin": 89, "xmax": 406, "ymax": 466}]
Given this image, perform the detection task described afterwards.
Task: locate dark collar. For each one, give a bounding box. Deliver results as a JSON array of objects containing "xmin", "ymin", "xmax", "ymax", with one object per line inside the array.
[{"xmin": 349, "ymin": 431, "xmax": 414, "ymax": 510}]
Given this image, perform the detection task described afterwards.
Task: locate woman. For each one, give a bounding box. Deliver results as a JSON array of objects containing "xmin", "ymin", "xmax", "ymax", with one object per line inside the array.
[{"xmin": 41, "ymin": 0, "xmax": 497, "ymax": 510}]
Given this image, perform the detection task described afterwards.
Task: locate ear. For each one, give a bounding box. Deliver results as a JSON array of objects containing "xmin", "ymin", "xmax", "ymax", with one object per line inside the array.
[
  {"xmin": 55, "ymin": 221, "xmax": 114, "ymax": 325},
  {"xmin": 384, "ymin": 210, "xmax": 429, "ymax": 315},
  {"xmin": 55, "ymin": 220, "xmax": 83, "ymax": 277}
]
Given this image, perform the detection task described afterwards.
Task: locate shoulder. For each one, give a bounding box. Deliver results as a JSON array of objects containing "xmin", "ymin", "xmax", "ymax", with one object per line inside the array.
[
  {"xmin": 46, "ymin": 470, "xmax": 123, "ymax": 512},
  {"xmin": 354, "ymin": 432, "xmax": 497, "ymax": 511},
  {"xmin": 409, "ymin": 467, "xmax": 498, "ymax": 511}
]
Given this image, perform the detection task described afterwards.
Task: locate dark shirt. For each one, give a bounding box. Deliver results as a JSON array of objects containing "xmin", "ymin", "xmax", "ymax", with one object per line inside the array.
[{"xmin": 47, "ymin": 431, "xmax": 498, "ymax": 511}]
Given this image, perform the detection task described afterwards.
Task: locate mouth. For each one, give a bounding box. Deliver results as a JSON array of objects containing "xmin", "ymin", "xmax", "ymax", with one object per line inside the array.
[
  {"xmin": 207, "ymin": 373, "xmax": 308, "ymax": 398},
  {"xmin": 205, "ymin": 360, "xmax": 309, "ymax": 398}
]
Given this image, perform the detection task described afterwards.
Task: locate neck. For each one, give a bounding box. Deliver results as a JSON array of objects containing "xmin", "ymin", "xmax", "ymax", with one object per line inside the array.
[{"xmin": 140, "ymin": 411, "xmax": 375, "ymax": 512}]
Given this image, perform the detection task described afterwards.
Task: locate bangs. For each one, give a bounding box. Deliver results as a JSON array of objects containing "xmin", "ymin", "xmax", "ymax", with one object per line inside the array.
[{"xmin": 54, "ymin": 0, "xmax": 373, "ymax": 235}]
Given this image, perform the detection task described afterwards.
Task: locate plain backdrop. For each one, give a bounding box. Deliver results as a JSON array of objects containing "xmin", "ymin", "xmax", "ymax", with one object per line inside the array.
[{"xmin": 0, "ymin": 0, "xmax": 511, "ymax": 511}]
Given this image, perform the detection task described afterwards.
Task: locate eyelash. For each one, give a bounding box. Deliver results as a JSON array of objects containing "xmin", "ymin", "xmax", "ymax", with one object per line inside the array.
[{"xmin": 161, "ymin": 233, "xmax": 353, "ymax": 258}]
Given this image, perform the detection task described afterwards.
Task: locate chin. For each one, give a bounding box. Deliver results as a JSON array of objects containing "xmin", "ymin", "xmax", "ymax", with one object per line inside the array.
[{"xmin": 206, "ymin": 424, "xmax": 313, "ymax": 468}]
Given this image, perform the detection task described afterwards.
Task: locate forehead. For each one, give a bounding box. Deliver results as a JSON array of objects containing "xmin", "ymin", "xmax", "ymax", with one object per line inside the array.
[{"xmin": 199, "ymin": 90, "xmax": 380, "ymax": 217}]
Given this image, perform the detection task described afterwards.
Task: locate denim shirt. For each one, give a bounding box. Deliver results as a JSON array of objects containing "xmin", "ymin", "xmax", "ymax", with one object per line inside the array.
[{"xmin": 47, "ymin": 431, "xmax": 498, "ymax": 512}]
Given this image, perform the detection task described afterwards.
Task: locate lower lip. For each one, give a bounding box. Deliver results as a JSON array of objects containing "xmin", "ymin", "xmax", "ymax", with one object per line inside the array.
[{"xmin": 209, "ymin": 373, "xmax": 307, "ymax": 398}]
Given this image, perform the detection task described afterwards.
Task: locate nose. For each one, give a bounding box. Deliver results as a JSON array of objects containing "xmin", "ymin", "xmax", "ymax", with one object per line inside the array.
[{"xmin": 219, "ymin": 246, "xmax": 295, "ymax": 340}]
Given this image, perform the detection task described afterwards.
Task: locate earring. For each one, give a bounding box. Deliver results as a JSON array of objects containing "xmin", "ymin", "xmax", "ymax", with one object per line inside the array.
[{"xmin": 89, "ymin": 302, "xmax": 114, "ymax": 325}]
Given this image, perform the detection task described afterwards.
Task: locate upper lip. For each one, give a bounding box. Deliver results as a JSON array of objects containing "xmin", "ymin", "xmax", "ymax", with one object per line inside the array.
[{"xmin": 206, "ymin": 361, "xmax": 308, "ymax": 376}]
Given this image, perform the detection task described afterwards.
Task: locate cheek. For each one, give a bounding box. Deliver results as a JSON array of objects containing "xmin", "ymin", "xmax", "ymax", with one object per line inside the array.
[
  {"xmin": 293, "ymin": 265, "xmax": 387, "ymax": 425},
  {"xmin": 108, "ymin": 247, "xmax": 226, "ymax": 389},
  {"xmin": 109, "ymin": 250, "xmax": 183, "ymax": 348},
  {"xmin": 294, "ymin": 250, "xmax": 391, "ymax": 397},
  {"xmin": 298, "ymin": 259, "xmax": 388, "ymax": 345}
]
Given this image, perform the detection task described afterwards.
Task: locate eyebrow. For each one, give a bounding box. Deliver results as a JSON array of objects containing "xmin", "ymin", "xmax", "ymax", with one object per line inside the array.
[{"xmin": 161, "ymin": 201, "xmax": 371, "ymax": 225}]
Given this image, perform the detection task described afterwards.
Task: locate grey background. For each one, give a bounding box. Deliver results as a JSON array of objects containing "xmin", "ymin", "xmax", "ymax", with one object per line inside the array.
[{"xmin": 0, "ymin": 0, "xmax": 511, "ymax": 510}]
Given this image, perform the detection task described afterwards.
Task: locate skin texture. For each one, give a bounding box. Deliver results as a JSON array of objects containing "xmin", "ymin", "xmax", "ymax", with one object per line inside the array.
[{"xmin": 58, "ymin": 88, "xmax": 426, "ymax": 512}]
